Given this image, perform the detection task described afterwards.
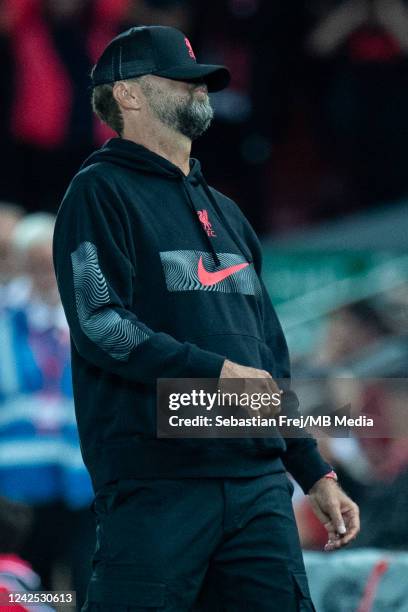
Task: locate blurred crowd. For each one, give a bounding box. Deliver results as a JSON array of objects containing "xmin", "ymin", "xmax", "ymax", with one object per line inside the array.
[
  {"xmin": 0, "ymin": 0, "xmax": 407, "ymax": 609},
  {"xmin": 0, "ymin": 205, "xmax": 94, "ymax": 607},
  {"xmin": 1, "ymin": 0, "xmax": 408, "ymax": 233},
  {"xmin": 292, "ymin": 299, "xmax": 408, "ymax": 553}
]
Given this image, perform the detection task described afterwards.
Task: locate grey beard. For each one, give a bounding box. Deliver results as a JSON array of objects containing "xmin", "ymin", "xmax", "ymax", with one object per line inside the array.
[
  {"xmin": 139, "ymin": 79, "xmax": 213, "ymax": 140},
  {"xmin": 174, "ymin": 97, "xmax": 214, "ymax": 140}
]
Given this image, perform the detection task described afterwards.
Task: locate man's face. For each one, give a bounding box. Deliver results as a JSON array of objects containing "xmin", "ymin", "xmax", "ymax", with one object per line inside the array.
[{"xmin": 137, "ymin": 75, "xmax": 214, "ymax": 140}]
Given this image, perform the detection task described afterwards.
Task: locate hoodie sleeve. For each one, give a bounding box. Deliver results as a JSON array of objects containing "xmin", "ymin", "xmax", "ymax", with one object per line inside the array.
[
  {"xmin": 53, "ymin": 175, "xmax": 226, "ymax": 385},
  {"xmin": 260, "ymin": 280, "xmax": 332, "ymax": 493}
]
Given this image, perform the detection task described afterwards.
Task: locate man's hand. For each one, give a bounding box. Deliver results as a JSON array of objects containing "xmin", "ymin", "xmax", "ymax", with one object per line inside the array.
[
  {"xmin": 308, "ymin": 477, "xmax": 360, "ymax": 551},
  {"xmin": 219, "ymin": 359, "xmax": 282, "ymax": 417}
]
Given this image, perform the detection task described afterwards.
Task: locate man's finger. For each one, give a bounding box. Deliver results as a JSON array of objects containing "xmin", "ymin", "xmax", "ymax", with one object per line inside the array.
[
  {"xmin": 323, "ymin": 523, "xmax": 342, "ymax": 551},
  {"xmin": 343, "ymin": 504, "xmax": 359, "ymax": 527},
  {"xmin": 323, "ymin": 522, "xmax": 339, "ymax": 544},
  {"xmin": 339, "ymin": 506, "xmax": 360, "ymax": 544},
  {"xmin": 329, "ymin": 506, "xmax": 360, "ymax": 548},
  {"xmin": 326, "ymin": 502, "xmax": 347, "ymax": 535},
  {"xmin": 309, "ymin": 500, "xmax": 331, "ymax": 526}
]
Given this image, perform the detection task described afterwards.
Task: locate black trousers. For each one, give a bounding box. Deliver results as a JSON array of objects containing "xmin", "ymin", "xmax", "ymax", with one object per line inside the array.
[{"xmin": 82, "ymin": 472, "xmax": 315, "ymax": 611}]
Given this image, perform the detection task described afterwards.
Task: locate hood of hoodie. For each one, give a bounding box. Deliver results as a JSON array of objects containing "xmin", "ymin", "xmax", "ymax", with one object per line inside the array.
[
  {"xmin": 81, "ymin": 137, "xmax": 191, "ymax": 179},
  {"xmin": 80, "ymin": 138, "xmax": 253, "ymax": 266}
]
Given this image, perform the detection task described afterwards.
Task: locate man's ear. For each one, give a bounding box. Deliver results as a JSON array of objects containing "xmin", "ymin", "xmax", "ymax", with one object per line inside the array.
[{"xmin": 112, "ymin": 81, "xmax": 141, "ymax": 111}]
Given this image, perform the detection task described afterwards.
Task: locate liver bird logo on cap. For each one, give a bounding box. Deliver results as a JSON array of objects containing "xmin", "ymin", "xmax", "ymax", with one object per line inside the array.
[{"xmin": 184, "ymin": 37, "xmax": 196, "ymax": 59}]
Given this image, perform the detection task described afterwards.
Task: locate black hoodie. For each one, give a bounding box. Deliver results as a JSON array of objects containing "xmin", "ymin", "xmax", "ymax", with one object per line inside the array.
[{"xmin": 53, "ymin": 138, "xmax": 330, "ymax": 493}]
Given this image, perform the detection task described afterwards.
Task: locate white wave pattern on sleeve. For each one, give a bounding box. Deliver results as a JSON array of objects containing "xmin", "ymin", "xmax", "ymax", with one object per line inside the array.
[{"xmin": 71, "ymin": 241, "xmax": 150, "ymax": 361}]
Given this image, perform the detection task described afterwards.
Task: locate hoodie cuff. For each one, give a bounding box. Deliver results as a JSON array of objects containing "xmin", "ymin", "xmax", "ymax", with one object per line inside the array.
[{"xmin": 284, "ymin": 444, "xmax": 332, "ymax": 494}]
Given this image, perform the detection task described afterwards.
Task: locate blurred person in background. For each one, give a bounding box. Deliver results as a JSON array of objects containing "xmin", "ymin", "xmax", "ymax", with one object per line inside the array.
[
  {"xmin": 11, "ymin": 213, "xmax": 61, "ymax": 310},
  {"xmin": 296, "ymin": 377, "xmax": 408, "ymax": 552},
  {"xmin": 0, "ymin": 0, "xmax": 128, "ymax": 213},
  {"xmin": 0, "ymin": 202, "xmax": 25, "ymax": 307},
  {"xmin": 306, "ymin": 0, "xmax": 408, "ymax": 211},
  {"xmin": 311, "ymin": 299, "xmax": 393, "ymax": 368},
  {"xmin": 0, "ymin": 213, "xmax": 94, "ymax": 609},
  {"xmin": 0, "ymin": 496, "xmax": 54, "ymax": 611},
  {"xmin": 294, "ymin": 313, "xmax": 408, "ymax": 552},
  {"xmin": 350, "ymin": 378, "xmax": 408, "ymax": 550}
]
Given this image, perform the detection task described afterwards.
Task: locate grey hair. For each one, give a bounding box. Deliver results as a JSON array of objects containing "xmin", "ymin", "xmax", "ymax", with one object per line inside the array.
[{"xmin": 91, "ymin": 75, "xmax": 144, "ymax": 136}]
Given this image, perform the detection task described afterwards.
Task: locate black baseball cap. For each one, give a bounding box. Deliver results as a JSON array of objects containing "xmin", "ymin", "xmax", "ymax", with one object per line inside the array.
[{"xmin": 91, "ymin": 25, "xmax": 231, "ymax": 93}]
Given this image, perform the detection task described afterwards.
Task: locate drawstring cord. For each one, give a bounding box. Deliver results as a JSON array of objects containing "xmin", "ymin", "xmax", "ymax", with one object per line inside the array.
[
  {"xmin": 180, "ymin": 166, "xmax": 253, "ymax": 269},
  {"xmin": 200, "ymin": 180, "xmax": 253, "ymax": 265}
]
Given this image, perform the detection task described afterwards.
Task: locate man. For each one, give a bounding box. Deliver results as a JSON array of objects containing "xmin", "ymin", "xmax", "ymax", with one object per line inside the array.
[{"xmin": 53, "ymin": 25, "xmax": 359, "ymax": 611}]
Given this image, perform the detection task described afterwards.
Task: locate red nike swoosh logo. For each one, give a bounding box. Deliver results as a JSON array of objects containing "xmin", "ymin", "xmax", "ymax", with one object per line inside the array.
[{"xmin": 197, "ymin": 256, "xmax": 250, "ymax": 286}]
